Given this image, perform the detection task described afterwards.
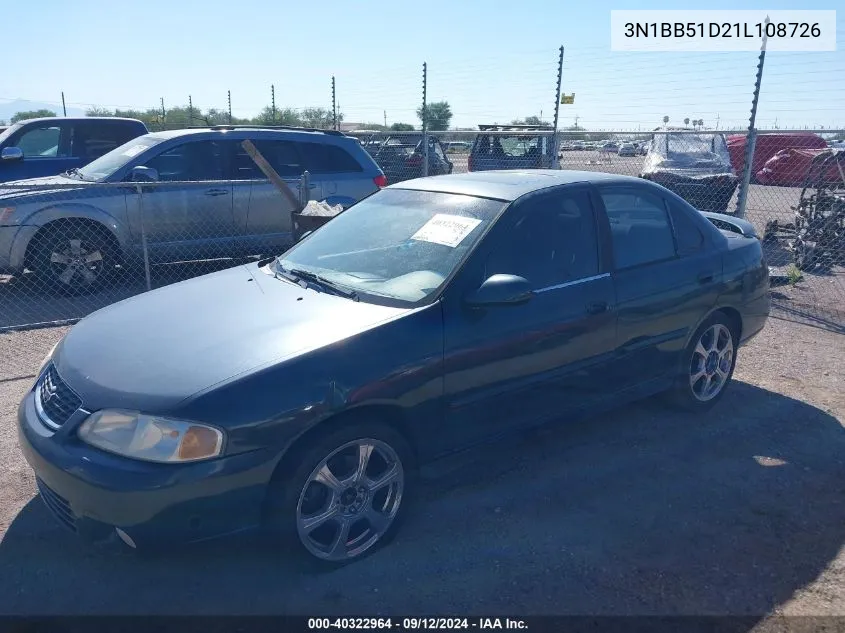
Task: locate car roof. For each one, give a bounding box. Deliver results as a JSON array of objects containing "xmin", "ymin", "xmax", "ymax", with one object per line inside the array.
[
  {"xmin": 12, "ymin": 117, "xmax": 144, "ymax": 126},
  {"xmin": 144, "ymin": 127, "xmax": 354, "ymax": 142},
  {"xmin": 388, "ymin": 170, "xmax": 645, "ymax": 201}
]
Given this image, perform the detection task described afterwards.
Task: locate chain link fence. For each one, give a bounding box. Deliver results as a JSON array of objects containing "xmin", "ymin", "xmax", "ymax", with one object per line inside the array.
[{"xmin": 2, "ymin": 127, "xmax": 843, "ymax": 381}]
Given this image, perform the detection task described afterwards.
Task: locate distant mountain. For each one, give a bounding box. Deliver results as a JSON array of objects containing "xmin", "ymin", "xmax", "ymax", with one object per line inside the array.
[{"xmin": 0, "ymin": 99, "xmax": 85, "ymax": 124}]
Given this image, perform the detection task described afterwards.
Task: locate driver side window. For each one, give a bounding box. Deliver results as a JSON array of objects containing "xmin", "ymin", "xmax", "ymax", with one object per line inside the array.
[
  {"xmin": 484, "ymin": 190, "xmax": 599, "ymax": 289},
  {"xmin": 141, "ymin": 141, "xmax": 225, "ymax": 182}
]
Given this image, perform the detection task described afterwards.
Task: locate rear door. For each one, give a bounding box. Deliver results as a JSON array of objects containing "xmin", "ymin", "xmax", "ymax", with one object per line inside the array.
[
  {"xmin": 1, "ymin": 121, "xmax": 75, "ymax": 181},
  {"xmin": 238, "ymin": 138, "xmax": 317, "ymax": 256},
  {"xmin": 126, "ymin": 139, "xmax": 235, "ymax": 262},
  {"xmin": 597, "ymin": 184, "xmax": 720, "ymax": 392},
  {"xmin": 441, "ymin": 186, "xmax": 617, "ymax": 449}
]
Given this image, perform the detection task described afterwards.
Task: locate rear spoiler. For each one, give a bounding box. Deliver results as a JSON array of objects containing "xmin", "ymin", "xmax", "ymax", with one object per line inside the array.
[{"xmin": 700, "ymin": 211, "xmax": 759, "ymax": 238}]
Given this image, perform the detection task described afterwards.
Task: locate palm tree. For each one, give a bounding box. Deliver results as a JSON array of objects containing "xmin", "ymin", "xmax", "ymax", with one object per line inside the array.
[
  {"xmin": 662, "ymin": 116, "xmax": 669, "ymax": 129},
  {"xmin": 684, "ymin": 117, "xmax": 690, "ymax": 127}
]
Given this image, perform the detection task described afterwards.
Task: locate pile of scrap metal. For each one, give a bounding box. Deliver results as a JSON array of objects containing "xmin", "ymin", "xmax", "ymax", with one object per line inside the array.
[{"xmin": 763, "ymin": 148, "xmax": 845, "ymax": 271}]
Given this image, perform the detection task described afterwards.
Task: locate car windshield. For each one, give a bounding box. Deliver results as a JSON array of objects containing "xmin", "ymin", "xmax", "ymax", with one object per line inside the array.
[
  {"xmin": 277, "ymin": 188, "xmax": 507, "ymax": 306},
  {"xmin": 76, "ymin": 136, "xmax": 166, "ymax": 181}
]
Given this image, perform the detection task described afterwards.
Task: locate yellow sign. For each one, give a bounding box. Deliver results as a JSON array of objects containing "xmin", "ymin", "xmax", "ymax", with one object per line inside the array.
[{"xmin": 561, "ymin": 93, "xmax": 575, "ymax": 104}]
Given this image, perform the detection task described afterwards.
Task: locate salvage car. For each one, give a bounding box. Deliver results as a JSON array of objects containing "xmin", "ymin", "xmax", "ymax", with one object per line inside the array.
[
  {"xmin": 368, "ymin": 135, "xmax": 452, "ymax": 184},
  {"xmin": 0, "ymin": 126, "xmax": 385, "ymax": 293},
  {"xmin": 18, "ymin": 170, "xmax": 770, "ymax": 564},
  {"xmin": 641, "ymin": 132, "xmax": 738, "ymax": 213},
  {"xmin": 468, "ymin": 125, "xmax": 557, "ymax": 171}
]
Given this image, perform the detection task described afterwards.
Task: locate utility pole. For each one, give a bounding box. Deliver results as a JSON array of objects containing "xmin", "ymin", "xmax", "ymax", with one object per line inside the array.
[
  {"xmin": 422, "ymin": 62, "xmax": 429, "ymax": 177},
  {"xmin": 227, "ymin": 90, "xmax": 232, "ymax": 124},
  {"xmin": 384, "ymin": 110, "xmax": 387, "ymax": 128},
  {"xmin": 331, "ymin": 76, "xmax": 337, "ymax": 131},
  {"xmin": 735, "ymin": 16, "xmax": 769, "ymax": 219},
  {"xmin": 551, "ymin": 46, "xmax": 564, "ymax": 167},
  {"xmin": 61, "ymin": 92, "xmax": 67, "ymax": 116},
  {"xmin": 188, "ymin": 95, "xmax": 193, "ymax": 126},
  {"xmin": 160, "ymin": 97, "xmax": 166, "ymax": 130},
  {"xmin": 271, "ymin": 85, "xmax": 276, "ymax": 123}
]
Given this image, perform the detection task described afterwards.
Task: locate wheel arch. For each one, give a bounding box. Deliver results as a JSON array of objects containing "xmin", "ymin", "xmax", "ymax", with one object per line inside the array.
[{"xmin": 23, "ymin": 215, "xmax": 127, "ymax": 270}]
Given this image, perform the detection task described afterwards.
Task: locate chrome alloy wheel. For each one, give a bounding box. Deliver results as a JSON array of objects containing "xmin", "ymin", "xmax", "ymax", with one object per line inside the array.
[
  {"xmin": 49, "ymin": 238, "xmax": 104, "ymax": 288},
  {"xmin": 689, "ymin": 323, "xmax": 734, "ymax": 402},
  {"xmin": 296, "ymin": 438, "xmax": 404, "ymax": 562}
]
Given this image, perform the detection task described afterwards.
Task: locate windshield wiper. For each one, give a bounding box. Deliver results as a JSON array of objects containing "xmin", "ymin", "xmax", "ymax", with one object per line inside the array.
[{"xmin": 277, "ymin": 264, "xmax": 359, "ymax": 301}]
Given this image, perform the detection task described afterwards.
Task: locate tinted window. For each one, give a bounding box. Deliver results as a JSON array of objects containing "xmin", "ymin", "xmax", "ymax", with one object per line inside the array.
[
  {"xmin": 143, "ymin": 141, "xmax": 225, "ymax": 181},
  {"xmin": 600, "ymin": 188, "xmax": 676, "ymax": 269},
  {"xmin": 72, "ymin": 122, "xmax": 138, "ymax": 161},
  {"xmin": 486, "ymin": 190, "xmax": 599, "ymax": 288},
  {"xmin": 668, "ymin": 201, "xmax": 705, "ymax": 255},
  {"xmin": 251, "ymin": 140, "xmax": 304, "ymax": 178},
  {"xmin": 14, "ymin": 125, "xmax": 63, "ymax": 158},
  {"xmin": 298, "ymin": 142, "xmax": 363, "ymax": 174}
]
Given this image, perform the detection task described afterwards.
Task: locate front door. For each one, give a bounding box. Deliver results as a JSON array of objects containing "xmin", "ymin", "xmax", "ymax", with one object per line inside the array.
[
  {"xmin": 0, "ymin": 121, "xmax": 77, "ymax": 182},
  {"xmin": 441, "ymin": 186, "xmax": 618, "ymax": 450},
  {"xmin": 126, "ymin": 139, "xmax": 235, "ymax": 263}
]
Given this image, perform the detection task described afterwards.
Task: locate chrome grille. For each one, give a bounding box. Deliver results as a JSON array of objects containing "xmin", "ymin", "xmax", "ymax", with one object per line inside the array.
[
  {"xmin": 37, "ymin": 364, "xmax": 82, "ymax": 428},
  {"xmin": 36, "ymin": 478, "xmax": 77, "ymax": 533}
]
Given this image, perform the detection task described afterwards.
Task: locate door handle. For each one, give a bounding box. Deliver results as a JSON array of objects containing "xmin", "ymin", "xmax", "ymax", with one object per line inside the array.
[
  {"xmin": 586, "ymin": 301, "xmax": 610, "ymax": 315},
  {"xmin": 204, "ymin": 188, "xmax": 229, "ymax": 196},
  {"xmin": 697, "ymin": 271, "xmax": 715, "ymax": 285}
]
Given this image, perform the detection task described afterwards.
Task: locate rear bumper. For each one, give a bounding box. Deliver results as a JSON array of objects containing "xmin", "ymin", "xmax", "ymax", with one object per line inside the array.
[
  {"xmin": 739, "ymin": 292, "xmax": 771, "ymax": 346},
  {"xmin": 643, "ymin": 173, "xmax": 739, "ymax": 213}
]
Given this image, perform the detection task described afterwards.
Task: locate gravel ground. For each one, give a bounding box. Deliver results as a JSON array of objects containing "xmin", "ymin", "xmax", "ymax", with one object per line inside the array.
[{"xmin": 0, "ymin": 316, "xmax": 843, "ymax": 617}]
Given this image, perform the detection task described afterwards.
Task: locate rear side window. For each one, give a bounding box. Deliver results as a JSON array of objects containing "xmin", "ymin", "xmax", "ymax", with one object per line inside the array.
[
  {"xmin": 600, "ymin": 188, "xmax": 676, "ymax": 269},
  {"xmin": 142, "ymin": 141, "xmax": 225, "ymax": 181},
  {"xmin": 298, "ymin": 142, "xmax": 363, "ymax": 174},
  {"xmin": 251, "ymin": 140, "xmax": 304, "ymax": 178},
  {"xmin": 668, "ymin": 201, "xmax": 706, "ymax": 255},
  {"xmin": 72, "ymin": 122, "xmax": 139, "ymax": 161}
]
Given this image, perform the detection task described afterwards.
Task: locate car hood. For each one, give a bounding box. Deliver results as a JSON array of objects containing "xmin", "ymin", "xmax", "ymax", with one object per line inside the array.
[
  {"xmin": 0, "ymin": 174, "xmax": 90, "ymax": 201},
  {"xmin": 52, "ymin": 263, "xmax": 409, "ymax": 412}
]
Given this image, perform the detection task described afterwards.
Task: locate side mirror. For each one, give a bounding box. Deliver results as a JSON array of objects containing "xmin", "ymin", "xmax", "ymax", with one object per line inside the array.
[
  {"xmin": 130, "ymin": 165, "xmax": 159, "ymax": 182},
  {"xmin": 1, "ymin": 147, "xmax": 23, "ymax": 162},
  {"xmin": 464, "ymin": 274, "xmax": 533, "ymax": 307}
]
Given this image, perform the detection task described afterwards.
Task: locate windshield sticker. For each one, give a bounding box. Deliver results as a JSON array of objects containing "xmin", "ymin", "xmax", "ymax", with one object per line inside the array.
[
  {"xmin": 121, "ymin": 145, "xmax": 147, "ymax": 158},
  {"xmin": 411, "ymin": 214, "xmax": 482, "ymax": 248}
]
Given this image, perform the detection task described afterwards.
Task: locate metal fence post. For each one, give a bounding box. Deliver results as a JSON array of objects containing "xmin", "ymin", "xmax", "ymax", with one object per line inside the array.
[
  {"xmin": 422, "ymin": 62, "xmax": 429, "ymax": 177},
  {"xmin": 135, "ymin": 184, "xmax": 152, "ymax": 291},
  {"xmin": 735, "ymin": 17, "xmax": 769, "ymax": 219},
  {"xmin": 552, "ymin": 46, "xmax": 564, "ymax": 169}
]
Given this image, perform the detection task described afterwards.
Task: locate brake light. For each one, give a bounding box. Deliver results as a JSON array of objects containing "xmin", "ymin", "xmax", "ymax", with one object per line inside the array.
[{"xmin": 373, "ymin": 174, "xmax": 387, "ymax": 188}]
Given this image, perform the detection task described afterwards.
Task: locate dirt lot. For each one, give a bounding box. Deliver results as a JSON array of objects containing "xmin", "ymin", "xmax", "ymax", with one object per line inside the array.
[{"xmin": 0, "ymin": 316, "xmax": 843, "ymax": 618}]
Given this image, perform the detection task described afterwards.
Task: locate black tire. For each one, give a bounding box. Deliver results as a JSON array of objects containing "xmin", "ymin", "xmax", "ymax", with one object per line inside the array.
[
  {"xmin": 265, "ymin": 419, "xmax": 414, "ymax": 567},
  {"xmin": 666, "ymin": 312, "xmax": 739, "ymax": 412},
  {"xmin": 31, "ymin": 223, "xmax": 119, "ymax": 295}
]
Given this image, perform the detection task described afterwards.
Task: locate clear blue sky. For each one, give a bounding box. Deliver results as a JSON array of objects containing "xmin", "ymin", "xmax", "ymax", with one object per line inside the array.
[{"xmin": 3, "ymin": 0, "xmax": 842, "ymax": 130}]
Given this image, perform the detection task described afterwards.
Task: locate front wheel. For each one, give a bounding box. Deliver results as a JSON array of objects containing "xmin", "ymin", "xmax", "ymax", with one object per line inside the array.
[
  {"xmin": 267, "ymin": 422, "xmax": 412, "ymax": 565},
  {"xmin": 667, "ymin": 314, "xmax": 738, "ymax": 411},
  {"xmin": 32, "ymin": 225, "xmax": 117, "ymax": 294}
]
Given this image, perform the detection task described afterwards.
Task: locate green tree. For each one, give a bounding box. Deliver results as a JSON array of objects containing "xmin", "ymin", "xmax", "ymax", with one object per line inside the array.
[
  {"xmin": 511, "ymin": 116, "xmax": 548, "ymax": 127},
  {"xmin": 252, "ymin": 106, "xmax": 302, "ymax": 126},
  {"xmin": 85, "ymin": 106, "xmax": 113, "ymax": 116},
  {"xmin": 298, "ymin": 107, "xmax": 342, "ymax": 129},
  {"xmin": 390, "ymin": 122, "xmax": 415, "ymax": 131},
  {"xmin": 417, "ymin": 101, "xmax": 452, "ymax": 131},
  {"xmin": 11, "ymin": 109, "xmax": 57, "ymax": 123}
]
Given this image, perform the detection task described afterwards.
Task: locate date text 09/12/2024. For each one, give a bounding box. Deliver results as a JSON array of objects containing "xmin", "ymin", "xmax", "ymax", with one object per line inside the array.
[
  {"xmin": 307, "ymin": 618, "xmax": 528, "ymax": 630},
  {"xmin": 623, "ymin": 22, "xmax": 821, "ymax": 39}
]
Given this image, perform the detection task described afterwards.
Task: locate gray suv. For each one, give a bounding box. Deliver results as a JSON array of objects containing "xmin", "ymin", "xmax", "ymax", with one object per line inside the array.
[{"xmin": 0, "ymin": 126, "xmax": 385, "ymax": 292}]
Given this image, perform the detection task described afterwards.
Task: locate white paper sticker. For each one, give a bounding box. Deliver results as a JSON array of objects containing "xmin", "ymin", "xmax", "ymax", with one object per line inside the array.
[
  {"xmin": 411, "ymin": 214, "xmax": 482, "ymax": 248},
  {"xmin": 121, "ymin": 144, "xmax": 147, "ymax": 158}
]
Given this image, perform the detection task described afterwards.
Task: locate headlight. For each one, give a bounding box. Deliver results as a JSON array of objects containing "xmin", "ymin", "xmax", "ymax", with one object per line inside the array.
[{"xmin": 78, "ymin": 410, "xmax": 224, "ymax": 463}]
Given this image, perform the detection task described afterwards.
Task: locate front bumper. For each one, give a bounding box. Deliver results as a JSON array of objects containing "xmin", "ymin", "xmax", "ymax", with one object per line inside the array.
[{"xmin": 17, "ymin": 388, "xmax": 278, "ymax": 547}]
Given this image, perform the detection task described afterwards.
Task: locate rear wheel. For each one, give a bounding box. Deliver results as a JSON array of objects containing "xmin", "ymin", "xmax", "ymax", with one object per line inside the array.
[
  {"xmin": 31, "ymin": 224, "xmax": 118, "ymax": 294},
  {"xmin": 667, "ymin": 313, "xmax": 738, "ymax": 412},
  {"xmin": 267, "ymin": 421, "xmax": 412, "ymax": 565}
]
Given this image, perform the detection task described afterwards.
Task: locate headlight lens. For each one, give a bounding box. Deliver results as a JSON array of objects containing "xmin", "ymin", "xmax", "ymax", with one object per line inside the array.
[{"xmin": 78, "ymin": 410, "xmax": 224, "ymax": 463}]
